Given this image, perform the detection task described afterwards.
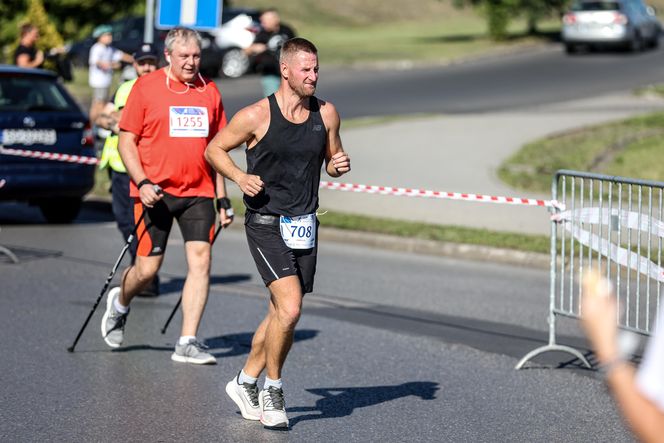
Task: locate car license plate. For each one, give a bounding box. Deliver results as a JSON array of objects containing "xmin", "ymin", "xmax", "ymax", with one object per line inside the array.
[{"xmin": 0, "ymin": 129, "xmax": 57, "ymax": 146}]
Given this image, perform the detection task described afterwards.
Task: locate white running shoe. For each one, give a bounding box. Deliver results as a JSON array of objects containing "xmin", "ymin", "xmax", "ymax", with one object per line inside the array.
[
  {"xmin": 259, "ymin": 387, "xmax": 289, "ymax": 428},
  {"xmin": 101, "ymin": 287, "xmax": 128, "ymax": 348},
  {"xmin": 225, "ymin": 372, "xmax": 261, "ymax": 421},
  {"xmin": 171, "ymin": 339, "xmax": 216, "ymax": 365}
]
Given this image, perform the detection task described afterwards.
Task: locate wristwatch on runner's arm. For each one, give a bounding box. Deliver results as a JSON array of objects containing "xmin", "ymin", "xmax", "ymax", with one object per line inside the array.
[
  {"xmin": 216, "ymin": 197, "xmax": 233, "ymax": 216},
  {"xmin": 137, "ymin": 179, "xmax": 153, "ymax": 189}
]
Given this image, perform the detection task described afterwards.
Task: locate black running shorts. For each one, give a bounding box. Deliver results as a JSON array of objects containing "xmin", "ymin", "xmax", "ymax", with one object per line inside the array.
[
  {"xmin": 133, "ymin": 194, "xmax": 216, "ymax": 257},
  {"xmin": 244, "ymin": 212, "xmax": 318, "ymax": 294}
]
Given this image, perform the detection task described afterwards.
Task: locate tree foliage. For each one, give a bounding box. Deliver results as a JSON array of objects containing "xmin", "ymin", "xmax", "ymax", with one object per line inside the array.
[
  {"xmin": 1, "ymin": 0, "xmax": 146, "ymax": 61},
  {"xmin": 7, "ymin": 0, "xmax": 65, "ymax": 69},
  {"xmin": 452, "ymin": 0, "xmax": 567, "ymax": 40},
  {"xmin": 27, "ymin": 0, "xmax": 64, "ymax": 48}
]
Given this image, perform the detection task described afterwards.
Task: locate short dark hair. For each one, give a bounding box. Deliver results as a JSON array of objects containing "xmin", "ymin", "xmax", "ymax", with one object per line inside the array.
[
  {"xmin": 20, "ymin": 23, "xmax": 37, "ymax": 37},
  {"xmin": 280, "ymin": 38, "xmax": 318, "ymax": 63}
]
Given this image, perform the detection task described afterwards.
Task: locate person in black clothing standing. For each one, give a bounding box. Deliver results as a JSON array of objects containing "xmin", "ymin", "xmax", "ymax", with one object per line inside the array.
[
  {"xmin": 14, "ymin": 23, "xmax": 44, "ymax": 68},
  {"xmin": 205, "ymin": 38, "xmax": 350, "ymax": 429},
  {"xmin": 245, "ymin": 9, "xmax": 295, "ymax": 97}
]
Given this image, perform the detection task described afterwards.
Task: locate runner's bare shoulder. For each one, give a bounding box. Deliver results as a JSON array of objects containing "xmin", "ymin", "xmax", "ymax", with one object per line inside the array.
[
  {"xmin": 317, "ymin": 98, "xmax": 340, "ymax": 129},
  {"xmin": 235, "ymin": 98, "xmax": 270, "ymax": 132},
  {"xmin": 231, "ymin": 97, "xmax": 271, "ymax": 143}
]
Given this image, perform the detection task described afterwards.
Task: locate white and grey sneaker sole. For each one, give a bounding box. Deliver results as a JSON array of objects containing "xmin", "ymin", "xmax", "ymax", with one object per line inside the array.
[
  {"xmin": 225, "ymin": 381, "xmax": 261, "ymax": 421},
  {"xmin": 260, "ymin": 418, "xmax": 289, "ymax": 429},
  {"xmin": 101, "ymin": 289, "xmax": 121, "ymax": 348},
  {"xmin": 170, "ymin": 353, "xmax": 216, "ymax": 365}
]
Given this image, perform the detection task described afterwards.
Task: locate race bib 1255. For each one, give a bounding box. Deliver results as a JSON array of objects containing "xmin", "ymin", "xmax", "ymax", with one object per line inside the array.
[{"xmin": 169, "ymin": 106, "xmax": 209, "ymax": 138}]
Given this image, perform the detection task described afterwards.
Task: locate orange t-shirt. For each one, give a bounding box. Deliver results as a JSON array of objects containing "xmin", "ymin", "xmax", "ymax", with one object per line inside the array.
[{"xmin": 119, "ymin": 68, "xmax": 227, "ymax": 198}]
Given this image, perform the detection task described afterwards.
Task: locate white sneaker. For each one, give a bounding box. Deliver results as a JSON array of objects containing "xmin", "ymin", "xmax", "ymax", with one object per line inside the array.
[
  {"xmin": 259, "ymin": 387, "xmax": 289, "ymax": 428},
  {"xmin": 225, "ymin": 373, "xmax": 261, "ymax": 421},
  {"xmin": 100, "ymin": 287, "xmax": 128, "ymax": 348},
  {"xmin": 171, "ymin": 339, "xmax": 216, "ymax": 365}
]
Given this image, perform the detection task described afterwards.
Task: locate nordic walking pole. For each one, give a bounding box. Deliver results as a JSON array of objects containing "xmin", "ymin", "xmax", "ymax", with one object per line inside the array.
[
  {"xmin": 67, "ymin": 185, "xmax": 160, "ymax": 353},
  {"xmin": 67, "ymin": 210, "xmax": 146, "ymax": 352},
  {"xmin": 160, "ymin": 222, "xmax": 223, "ymax": 334}
]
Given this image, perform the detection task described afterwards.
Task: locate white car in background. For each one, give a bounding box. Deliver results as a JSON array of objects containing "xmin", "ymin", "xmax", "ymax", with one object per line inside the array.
[
  {"xmin": 562, "ymin": 0, "xmax": 661, "ymax": 53},
  {"xmin": 211, "ymin": 8, "xmax": 261, "ymax": 78}
]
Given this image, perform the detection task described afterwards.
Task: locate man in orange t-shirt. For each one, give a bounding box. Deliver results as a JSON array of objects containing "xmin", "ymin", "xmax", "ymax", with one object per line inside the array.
[{"xmin": 100, "ymin": 27, "xmax": 233, "ymax": 365}]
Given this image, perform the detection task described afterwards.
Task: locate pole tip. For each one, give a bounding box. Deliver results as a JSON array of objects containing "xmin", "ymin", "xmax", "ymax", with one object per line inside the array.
[{"xmin": 67, "ymin": 346, "xmax": 75, "ymax": 353}]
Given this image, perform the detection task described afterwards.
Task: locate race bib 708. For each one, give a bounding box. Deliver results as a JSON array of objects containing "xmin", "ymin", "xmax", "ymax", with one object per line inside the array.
[{"xmin": 279, "ymin": 214, "xmax": 316, "ymax": 249}]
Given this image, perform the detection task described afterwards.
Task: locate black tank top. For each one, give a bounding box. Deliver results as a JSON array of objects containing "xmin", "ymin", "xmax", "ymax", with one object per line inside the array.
[{"xmin": 244, "ymin": 94, "xmax": 327, "ymax": 216}]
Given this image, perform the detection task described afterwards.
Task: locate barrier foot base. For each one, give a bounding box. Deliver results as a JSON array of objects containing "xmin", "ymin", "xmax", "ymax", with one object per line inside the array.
[
  {"xmin": 515, "ymin": 344, "xmax": 591, "ymax": 370},
  {"xmin": 0, "ymin": 245, "xmax": 18, "ymax": 264}
]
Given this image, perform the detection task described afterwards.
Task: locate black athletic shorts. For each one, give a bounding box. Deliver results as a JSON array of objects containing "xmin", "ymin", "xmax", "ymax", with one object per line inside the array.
[
  {"xmin": 133, "ymin": 194, "xmax": 216, "ymax": 257},
  {"xmin": 244, "ymin": 212, "xmax": 318, "ymax": 294}
]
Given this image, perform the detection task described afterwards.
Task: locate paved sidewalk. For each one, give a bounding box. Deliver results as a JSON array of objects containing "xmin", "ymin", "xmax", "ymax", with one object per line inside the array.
[
  {"xmin": 228, "ymin": 92, "xmax": 664, "ymax": 235},
  {"xmin": 334, "ymin": 92, "xmax": 664, "ymax": 235}
]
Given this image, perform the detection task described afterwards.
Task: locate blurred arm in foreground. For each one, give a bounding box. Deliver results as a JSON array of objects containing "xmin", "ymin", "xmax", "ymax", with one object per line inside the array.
[{"xmin": 581, "ymin": 270, "xmax": 664, "ymax": 443}]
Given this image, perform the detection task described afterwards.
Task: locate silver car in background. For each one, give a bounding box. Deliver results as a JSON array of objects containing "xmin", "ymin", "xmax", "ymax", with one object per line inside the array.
[{"xmin": 562, "ymin": 0, "xmax": 661, "ymax": 53}]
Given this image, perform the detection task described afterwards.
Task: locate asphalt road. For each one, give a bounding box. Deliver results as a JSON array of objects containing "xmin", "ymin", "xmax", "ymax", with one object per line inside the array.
[
  {"xmin": 217, "ymin": 43, "xmax": 664, "ymax": 118},
  {"xmin": 0, "ymin": 203, "xmax": 634, "ymax": 441},
  {"xmin": 3, "ymin": 45, "xmax": 657, "ymax": 441}
]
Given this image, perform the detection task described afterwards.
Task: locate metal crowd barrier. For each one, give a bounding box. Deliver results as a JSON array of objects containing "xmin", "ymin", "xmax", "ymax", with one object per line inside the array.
[{"xmin": 516, "ymin": 169, "xmax": 663, "ymax": 369}]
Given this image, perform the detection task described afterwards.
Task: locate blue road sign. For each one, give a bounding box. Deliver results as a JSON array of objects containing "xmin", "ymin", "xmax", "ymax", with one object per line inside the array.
[{"xmin": 156, "ymin": 0, "xmax": 221, "ymax": 30}]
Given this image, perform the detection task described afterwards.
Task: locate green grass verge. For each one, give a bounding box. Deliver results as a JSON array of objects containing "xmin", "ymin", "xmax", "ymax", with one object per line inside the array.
[
  {"xmin": 299, "ymin": 18, "xmax": 554, "ymax": 66},
  {"xmin": 498, "ymin": 112, "xmax": 664, "ymax": 193},
  {"xmin": 65, "ymin": 67, "xmax": 124, "ymax": 111},
  {"xmin": 635, "ymin": 84, "xmax": 664, "ymax": 98},
  {"xmin": 232, "ymin": 0, "xmax": 561, "ymax": 67},
  {"xmin": 315, "ymin": 210, "xmax": 551, "ymax": 253}
]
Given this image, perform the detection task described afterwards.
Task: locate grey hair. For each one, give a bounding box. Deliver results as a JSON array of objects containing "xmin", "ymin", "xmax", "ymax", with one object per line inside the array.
[{"xmin": 165, "ymin": 27, "xmax": 202, "ymax": 53}]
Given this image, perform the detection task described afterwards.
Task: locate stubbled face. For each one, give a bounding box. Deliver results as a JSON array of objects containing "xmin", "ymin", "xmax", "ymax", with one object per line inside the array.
[
  {"xmin": 167, "ymin": 38, "xmax": 201, "ymax": 83},
  {"xmin": 283, "ymin": 51, "xmax": 319, "ymax": 98},
  {"xmin": 134, "ymin": 58, "xmax": 158, "ymax": 77}
]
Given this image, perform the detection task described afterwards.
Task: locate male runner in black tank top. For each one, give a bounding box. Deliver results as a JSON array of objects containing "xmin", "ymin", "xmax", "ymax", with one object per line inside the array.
[{"xmin": 205, "ymin": 37, "xmax": 350, "ymax": 429}]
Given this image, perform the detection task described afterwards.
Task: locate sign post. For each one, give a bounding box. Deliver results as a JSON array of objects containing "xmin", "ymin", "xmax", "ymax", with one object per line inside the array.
[{"xmin": 145, "ymin": 0, "xmax": 155, "ymax": 43}]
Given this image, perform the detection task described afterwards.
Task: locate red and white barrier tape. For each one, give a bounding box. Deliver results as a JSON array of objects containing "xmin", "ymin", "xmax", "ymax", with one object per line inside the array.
[
  {"xmin": 0, "ymin": 147, "xmax": 553, "ymax": 208},
  {"xmin": 0, "ymin": 147, "xmax": 99, "ymax": 165},
  {"xmin": 319, "ymin": 181, "xmax": 554, "ymax": 208}
]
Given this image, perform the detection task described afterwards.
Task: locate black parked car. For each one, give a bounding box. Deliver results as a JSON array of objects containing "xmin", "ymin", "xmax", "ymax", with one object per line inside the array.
[
  {"xmin": 0, "ymin": 66, "xmax": 95, "ymax": 223},
  {"xmin": 68, "ymin": 8, "xmax": 260, "ymax": 78}
]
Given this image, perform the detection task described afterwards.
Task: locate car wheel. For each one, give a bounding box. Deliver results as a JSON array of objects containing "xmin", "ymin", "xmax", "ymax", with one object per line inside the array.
[
  {"xmin": 564, "ymin": 43, "xmax": 578, "ymax": 54},
  {"xmin": 628, "ymin": 33, "xmax": 644, "ymax": 52},
  {"xmin": 648, "ymin": 35, "xmax": 659, "ymax": 49},
  {"xmin": 220, "ymin": 48, "xmax": 250, "ymax": 78},
  {"xmin": 37, "ymin": 197, "xmax": 82, "ymax": 224}
]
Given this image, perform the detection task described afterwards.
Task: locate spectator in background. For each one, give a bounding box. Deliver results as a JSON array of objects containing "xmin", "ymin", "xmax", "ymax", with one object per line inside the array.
[
  {"xmin": 88, "ymin": 24, "xmax": 132, "ymax": 123},
  {"xmin": 581, "ymin": 270, "xmax": 664, "ymax": 443},
  {"xmin": 245, "ymin": 8, "xmax": 295, "ymax": 97},
  {"xmin": 96, "ymin": 43, "xmax": 160, "ymax": 297},
  {"xmin": 14, "ymin": 23, "xmax": 44, "ymax": 68}
]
